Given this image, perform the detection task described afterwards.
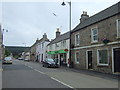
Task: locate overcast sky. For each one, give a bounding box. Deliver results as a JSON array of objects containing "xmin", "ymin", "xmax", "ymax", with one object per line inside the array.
[{"xmin": 0, "ymin": 0, "xmax": 119, "ymax": 47}]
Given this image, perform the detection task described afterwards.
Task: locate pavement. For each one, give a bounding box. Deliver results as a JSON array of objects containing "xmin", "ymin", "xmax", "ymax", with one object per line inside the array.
[
  {"xmin": 22, "ymin": 61, "xmax": 118, "ymax": 88},
  {"xmin": 60, "ymin": 66, "xmax": 119, "ymax": 80}
]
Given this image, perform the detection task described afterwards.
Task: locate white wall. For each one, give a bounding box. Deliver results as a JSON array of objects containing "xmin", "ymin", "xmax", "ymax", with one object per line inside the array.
[
  {"xmin": 36, "ymin": 41, "xmax": 50, "ymax": 62},
  {"xmin": 48, "ymin": 39, "xmax": 69, "ymax": 52},
  {"xmin": 47, "ymin": 39, "xmax": 70, "ymax": 66}
]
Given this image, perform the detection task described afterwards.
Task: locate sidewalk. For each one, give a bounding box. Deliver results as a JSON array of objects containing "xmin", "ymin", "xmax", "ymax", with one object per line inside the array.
[
  {"xmin": 30, "ymin": 60, "xmax": 119, "ymax": 80},
  {"xmin": 60, "ymin": 66, "xmax": 119, "ymax": 80}
]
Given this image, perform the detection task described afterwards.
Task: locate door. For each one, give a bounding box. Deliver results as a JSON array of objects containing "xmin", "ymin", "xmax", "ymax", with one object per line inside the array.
[
  {"xmin": 88, "ymin": 51, "xmax": 92, "ymax": 69},
  {"xmin": 114, "ymin": 48, "xmax": 120, "ymax": 72}
]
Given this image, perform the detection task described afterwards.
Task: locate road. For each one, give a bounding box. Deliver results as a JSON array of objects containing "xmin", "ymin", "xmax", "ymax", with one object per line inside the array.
[{"xmin": 2, "ymin": 59, "xmax": 119, "ymax": 89}]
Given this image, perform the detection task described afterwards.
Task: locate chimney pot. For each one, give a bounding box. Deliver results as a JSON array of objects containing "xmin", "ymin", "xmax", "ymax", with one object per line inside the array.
[
  {"xmin": 56, "ymin": 28, "xmax": 61, "ymax": 38},
  {"xmin": 43, "ymin": 33, "xmax": 47, "ymax": 39},
  {"xmin": 80, "ymin": 11, "xmax": 89, "ymax": 23}
]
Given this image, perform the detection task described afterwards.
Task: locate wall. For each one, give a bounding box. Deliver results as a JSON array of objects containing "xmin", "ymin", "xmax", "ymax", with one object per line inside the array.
[{"xmin": 71, "ymin": 14, "xmax": 120, "ymax": 73}]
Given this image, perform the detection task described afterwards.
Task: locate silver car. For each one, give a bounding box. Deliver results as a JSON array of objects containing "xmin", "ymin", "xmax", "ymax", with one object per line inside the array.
[{"xmin": 3, "ymin": 56, "xmax": 13, "ymax": 64}]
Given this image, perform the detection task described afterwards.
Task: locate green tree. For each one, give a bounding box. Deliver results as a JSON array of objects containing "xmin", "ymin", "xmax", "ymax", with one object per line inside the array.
[{"xmin": 5, "ymin": 49, "xmax": 11, "ymax": 57}]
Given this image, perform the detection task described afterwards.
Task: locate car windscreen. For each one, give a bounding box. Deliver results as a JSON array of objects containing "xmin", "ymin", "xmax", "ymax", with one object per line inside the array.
[
  {"xmin": 5, "ymin": 57, "xmax": 12, "ymax": 60},
  {"xmin": 46, "ymin": 59, "xmax": 55, "ymax": 62}
]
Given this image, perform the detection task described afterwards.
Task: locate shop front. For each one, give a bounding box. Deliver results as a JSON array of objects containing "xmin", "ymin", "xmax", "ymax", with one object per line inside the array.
[{"xmin": 47, "ymin": 49, "xmax": 68, "ymax": 66}]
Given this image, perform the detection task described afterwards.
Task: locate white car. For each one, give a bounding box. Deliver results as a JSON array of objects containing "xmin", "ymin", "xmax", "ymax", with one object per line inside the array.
[
  {"xmin": 3, "ymin": 56, "xmax": 13, "ymax": 64},
  {"xmin": 24, "ymin": 58, "xmax": 30, "ymax": 62}
]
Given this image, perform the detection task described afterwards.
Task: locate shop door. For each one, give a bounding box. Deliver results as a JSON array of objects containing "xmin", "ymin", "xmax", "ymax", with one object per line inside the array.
[
  {"xmin": 88, "ymin": 51, "xmax": 92, "ymax": 69},
  {"xmin": 114, "ymin": 48, "xmax": 120, "ymax": 72}
]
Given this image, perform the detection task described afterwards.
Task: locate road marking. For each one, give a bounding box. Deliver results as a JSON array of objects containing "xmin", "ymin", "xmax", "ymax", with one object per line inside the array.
[
  {"xmin": 24, "ymin": 63, "xmax": 45, "ymax": 74},
  {"xmin": 51, "ymin": 77, "xmax": 74, "ymax": 89},
  {"xmin": 33, "ymin": 69, "xmax": 45, "ymax": 74},
  {"xmin": 28, "ymin": 66, "xmax": 33, "ymax": 69}
]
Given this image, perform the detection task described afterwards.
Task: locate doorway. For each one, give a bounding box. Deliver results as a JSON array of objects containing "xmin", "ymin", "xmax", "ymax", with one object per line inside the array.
[
  {"xmin": 113, "ymin": 48, "xmax": 120, "ymax": 73},
  {"xmin": 87, "ymin": 51, "xmax": 93, "ymax": 69}
]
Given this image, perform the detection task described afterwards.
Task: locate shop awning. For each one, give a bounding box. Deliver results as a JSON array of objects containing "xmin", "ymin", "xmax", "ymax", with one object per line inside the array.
[{"xmin": 47, "ymin": 49, "xmax": 68, "ymax": 55}]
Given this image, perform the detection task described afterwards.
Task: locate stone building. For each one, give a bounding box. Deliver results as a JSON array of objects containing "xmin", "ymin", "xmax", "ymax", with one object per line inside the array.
[
  {"xmin": 71, "ymin": 2, "xmax": 120, "ymax": 73},
  {"xmin": 30, "ymin": 40, "xmax": 38, "ymax": 61},
  {"xmin": 47, "ymin": 28, "xmax": 70, "ymax": 67}
]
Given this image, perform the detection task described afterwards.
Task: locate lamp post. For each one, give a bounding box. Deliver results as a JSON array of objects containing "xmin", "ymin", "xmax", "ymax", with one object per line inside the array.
[
  {"xmin": 61, "ymin": 1, "xmax": 73, "ymax": 68},
  {"xmin": 1, "ymin": 28, "xmax": 8, "ymax": 60}
]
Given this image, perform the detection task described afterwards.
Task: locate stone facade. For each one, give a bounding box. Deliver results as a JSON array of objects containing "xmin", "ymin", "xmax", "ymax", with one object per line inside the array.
[
  {"xmin": 71, "ymin": 2, "xmax": 120, "ymax": 73},
  {"xmin": 30, "ymin": 41, "xmax": 37, "ymax": 61}
]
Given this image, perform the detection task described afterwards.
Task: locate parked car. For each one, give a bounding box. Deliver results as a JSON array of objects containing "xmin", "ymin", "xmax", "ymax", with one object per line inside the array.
[
  {"xmin": 18, "ymin": 58, "xmax": 23, "ymax": 60},
  {"xmin": 2, "ymin": 56, "xmax": 13, "ymax": 64},
  {"xmin": 42, "ymin": 58, "xmax": 59, "ymax": 68},
  {"xmin": 24, "ymin": 58, "xmax": 30, "ymax": 62}
]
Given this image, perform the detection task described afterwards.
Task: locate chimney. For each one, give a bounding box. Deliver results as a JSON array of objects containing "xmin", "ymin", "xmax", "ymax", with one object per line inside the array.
[
  {"xmin": 43, "ymin": 33, "xmax": 47, "ymax": 39},
  {"xmin": 80, "ymin": 11, "xmax": 89, "ymax": 23},
  {"xmin": 36, "ymin": 38, "xmax": 39, "ymax": 42},
  {"xmin": 56, "ymin": 28, "xmax": 60, "ymax": 38}
]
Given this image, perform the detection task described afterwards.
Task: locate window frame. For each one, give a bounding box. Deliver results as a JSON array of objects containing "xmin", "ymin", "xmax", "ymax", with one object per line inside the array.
[
  {"xmin": 75, "ymin": 33, "xmax": 80, "ymax": 46},
  {"xmin": 117, "ymin": 19, "xmax": 120, "ymax": 38},
  {"xmin": 75, "ymin": 51, "xmax": 80, "ymax": 64},
  {"xmin": 91, "ymin": 27, "xmax": 98, "ymax": 43},
  {"xmin": 97, "ymin": 49, "xmax": 109, "ymax": 66}
]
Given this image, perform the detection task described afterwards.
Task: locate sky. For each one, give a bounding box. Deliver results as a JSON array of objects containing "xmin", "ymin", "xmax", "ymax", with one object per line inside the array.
[{"xmin": 0, "ymin": 0, "xmax": 119, "ymax": 47}]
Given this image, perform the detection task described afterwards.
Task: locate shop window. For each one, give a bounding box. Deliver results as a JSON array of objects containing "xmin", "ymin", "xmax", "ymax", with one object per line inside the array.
[{"xmin": 97, "ymin": 49, "xmax": 108, "ymax": 65}]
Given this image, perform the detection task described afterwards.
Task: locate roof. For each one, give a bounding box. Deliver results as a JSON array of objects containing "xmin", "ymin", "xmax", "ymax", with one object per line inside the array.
[
  {"xmin": 72, "ymin": 1, "xmax": 120, "ymax": 33},
  {"xmin": 31, "ymin": 36, "xmax": 50, "ymax": 48},
  {"xmin": 48, "ymin": 31, "xmax": 70, "ymax": 45}
]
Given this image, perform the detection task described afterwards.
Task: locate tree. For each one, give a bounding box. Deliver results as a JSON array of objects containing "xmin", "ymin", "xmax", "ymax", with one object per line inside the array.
[{"xmin": 5, "ymin": 49, "xmax": 11, "ymax": 57}]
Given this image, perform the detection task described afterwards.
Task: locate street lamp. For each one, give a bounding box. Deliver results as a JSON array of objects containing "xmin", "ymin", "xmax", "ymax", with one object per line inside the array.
[
  {"xmin": 2, "ymin": 28, "xmax": 8, "ymax": 43},
  {"xmin": 1, "ymin": 28, "xmax": 8, "ymax": 60},
  {"xmin": 61, "ymin": 1, "xmax": 72, "ymax": 68}
]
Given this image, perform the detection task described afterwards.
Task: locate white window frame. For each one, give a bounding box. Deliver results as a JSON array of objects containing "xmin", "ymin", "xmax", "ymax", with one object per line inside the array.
[
  {"xmin": 97, "ymin": 49, "xmax": 109, "ymax": 66},
  {"xmin": 116, "ymin": 19, "xmax": 120, "ymax": 38},
  {"xmin": 75, "ymin": 33, "xmax": 80, "ymax": 46},
  {"xmin": 91, "ymin": 27, "xmax": 98, "ymax": 43},
  {"xmin": 75, "ymin": 51, "xmax": 80, "ymax": 64}
]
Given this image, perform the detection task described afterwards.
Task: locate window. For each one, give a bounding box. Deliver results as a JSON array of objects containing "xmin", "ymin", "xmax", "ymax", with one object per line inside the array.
[
  {"xmin": 91, "ymin": 27, "xmax": 98, "ymax": 42},
  {"xmin": 49, "ymin": 45, "xmax": 52, "ymax": 50},
  {"xmin": 61, "ymin": 41, "xmax": 66, "ymax": 47},
  {"xmin": 75, "ymin": 51, "xmax": 80, "ymax": 64},
  {"xmin": 55, "ymin": 43, "xmax": 59, "ymax": 49},
  {"xmin": 117, "ymin": 20, "xmax": 120, "ymax": 38},
  {"xmin": 75, "ymin": 34, "xmax": 80, "ymax": 46},
  {"xmin": 42, "ymin": 43, "xmax": 44, "ymax": 49},
  {"xmin": 97, "ymin": 49, "xmax": 108, "ymax": 65}
]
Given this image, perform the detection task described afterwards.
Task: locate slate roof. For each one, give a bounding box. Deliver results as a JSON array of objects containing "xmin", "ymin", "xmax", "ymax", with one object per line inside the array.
[
  {"xmin": 72, "ymin": 1, "xmax": 120, "ymax": 33},
  {"xmin": 48, "ymin": 31, "xmax": 70, "ymax": 45}
]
